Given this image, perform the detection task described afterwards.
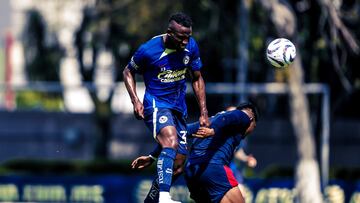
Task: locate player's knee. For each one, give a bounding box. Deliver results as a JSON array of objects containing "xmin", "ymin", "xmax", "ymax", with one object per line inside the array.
[
  {"xmin": 159, "ymin": 135, "xmax": 179, "ymax": 149},
  {"xmin": 166, "ymin": 140, "xmax": 178, "ymax": 149},
  {"xmin": 158, "ymin": 126, "xmax": 179, "ymax": 149}
]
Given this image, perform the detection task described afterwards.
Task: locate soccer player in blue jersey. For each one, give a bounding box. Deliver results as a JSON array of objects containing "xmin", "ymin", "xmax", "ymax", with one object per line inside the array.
[
  {"xmin": 123, "ymin": 12, "xmax": 209, "ymax": 203},
  {"xmin": 132, "ymin": 103, "xmax": 258, "ymax": 203}
]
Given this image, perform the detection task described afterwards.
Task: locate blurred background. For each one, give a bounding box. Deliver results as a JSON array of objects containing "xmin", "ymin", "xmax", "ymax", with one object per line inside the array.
[{"xmin": 0, "ymin": 0, "xmax": 359, "ymax": 202}]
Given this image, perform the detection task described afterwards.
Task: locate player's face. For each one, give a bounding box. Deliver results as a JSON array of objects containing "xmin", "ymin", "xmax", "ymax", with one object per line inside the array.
[
  {"xmin": 243, "ymin": 108, "xmax": 256, "ymax": 135},
  {"xmin": 166, "ymin": 20, "xmax": 192, "ymax": 50},
  {"xmin": 245, "ymin": 118, "xmax": 256, "ymax": 135}
]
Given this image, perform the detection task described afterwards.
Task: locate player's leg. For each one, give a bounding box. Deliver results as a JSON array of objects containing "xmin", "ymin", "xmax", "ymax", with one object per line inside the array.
[
  {"xmin": 237, "ymin": 184, "xmax": 246, "ymax": 198},
  {"xmin": 153, "ymin": 109, "xmax": 184, "ymax": 202},
  {"xmin": 220, "ymin": 186, "xmax": 245, "ymax": 203},
  {"xmin": 195, "ymin": 164, "xmax": 240, "ymax": 203},
  {"xmin": 184, "ymin": 164, "xmax": 212, "ymax": 203},
  {"xmin": 173, "ymin": 153, "xmax": 186, "ymax": 176},
  {"xmin": 229, "ymin": 161, "xmax": 247, "ymax": 197},
  {"xmin": 156, "ymin": 126, "xmax": 178, "ymax": 202},
  {"xmin": 144, "ymin": 153, "xmax": 186, "ymax": 203},
  {"xmin": 219, "ymin": 165, "xmax": 245, "ymax": 203},
  {"xmin": 172, "ymin": 112, "xmax": 188, "ymax": 177},
  {"xmin": 143, "ymin": 108, "xmax": 185, "ymax": 202},
  {"xmin": 144, "ymin": 178, "xmax": 160, "ymax": 203}
]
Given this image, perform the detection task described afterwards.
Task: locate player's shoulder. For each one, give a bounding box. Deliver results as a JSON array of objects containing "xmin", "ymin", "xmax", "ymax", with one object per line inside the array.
[
  {"xmin": 227, "ymin": 109, "xmax": 249, "ymax": 119},
  {"xmin": 187, "ymin": 36, "xmax": 199, "ymax": 50},
  {"xmin": 138, "ymin": 35, "xmax": 164, "ymax": 54},
  {"xmin": 146, "ymin": 34, "xmax": 164, "ymax": 48},
  {"xmin": 214, "ymin": 109, "xmax": 248, "ymax": 122}
]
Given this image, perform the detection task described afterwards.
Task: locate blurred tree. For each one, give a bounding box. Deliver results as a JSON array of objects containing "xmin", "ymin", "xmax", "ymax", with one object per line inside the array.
[
  {"xmin": 258, "ymin": 1, "xmax": 323, "ymax": 202},
  {"xmin": 23, "ymin": 10, "xmax": 64, "ymax": 81},
  {"xmin": 258, "ymin": 0, "xmax": 359, "ymax": 202},
  {"xmin": 21, "ymin": 10, "xmax": 65, "ymax": 111}
]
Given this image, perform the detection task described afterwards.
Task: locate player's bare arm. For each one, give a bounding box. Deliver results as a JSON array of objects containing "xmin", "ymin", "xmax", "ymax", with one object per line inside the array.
[
  {"xmin": 123, "ymin": 65, "xmax": 144, "ymax": 120},
  {"xmin": 131, "ymin": 153, "xmax": 186, "ymax": 176},
  {"xmin": 234, "ymin": 149, "xmax": 257, "ymax": 168},
  {"xmin": 131, "ymin": 155, "xmax": 155, "ymax": 169},
  {"xmin": 190, "ymin": 70, "xmax": 210, "ymax": 127}
]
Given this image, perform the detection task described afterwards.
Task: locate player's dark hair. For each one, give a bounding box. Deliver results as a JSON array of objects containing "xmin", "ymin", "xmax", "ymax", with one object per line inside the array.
[
  {"xmin": 169, "ymin": 12, "xmax": 192, "ymax": 27},
  {"xmin": 237, "ymin": 102, "xmax": 259, "ymax": 121}
]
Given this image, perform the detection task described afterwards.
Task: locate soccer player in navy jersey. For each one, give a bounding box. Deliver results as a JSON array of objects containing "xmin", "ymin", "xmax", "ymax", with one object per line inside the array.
[
  {"xmin": 123, "ymin": 12, "xmax": 209, "ymax": 203},
  {"xmin": 225, "ymin": 106, "xmax": 257, "ymax": 197},
  {"xmin": 132, "ymin": 103, "xmax": 258, "ymax": 203}
]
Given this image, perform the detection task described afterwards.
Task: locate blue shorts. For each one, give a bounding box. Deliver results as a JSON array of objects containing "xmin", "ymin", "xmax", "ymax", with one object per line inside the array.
[
  {"xmin": 144, "ymin": 108, "xmax": 188, "ymax": 155},
  {"xmin": 184, "ymin": 163, "xmax": 238, "ymax": 203}
]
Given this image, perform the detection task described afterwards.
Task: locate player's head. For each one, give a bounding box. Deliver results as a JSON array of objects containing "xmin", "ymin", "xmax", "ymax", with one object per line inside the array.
[
  {"xmin": 166, "ymin": 12, "xmax": 192, "ymax": 50},
  {"xmin": 236, "ymin": 102, "xmax": 258, "ymax": 121},
  {"xmin": 225, "ymin": 106, "xmax": 237, "ymax": 111},
  {"xmin": 236, "ymin": 102, "xmax": 259, "ymax": 135}
]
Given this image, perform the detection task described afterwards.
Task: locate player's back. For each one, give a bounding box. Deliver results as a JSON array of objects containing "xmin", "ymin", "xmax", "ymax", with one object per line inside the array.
[{"xmin": 187, "ymin": 110, "xmax": 251, "ymax": 166}]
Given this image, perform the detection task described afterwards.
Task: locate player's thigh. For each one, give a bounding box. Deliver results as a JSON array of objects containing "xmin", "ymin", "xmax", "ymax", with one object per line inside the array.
[
  {"xmin": 158, "ymin": 126, "xmax": 178, "ymax": 147},
  {"xmin": 144, "ymin": 108, "xmax": 178, "ymax": 146},
  {"xmin": 201, "ymin": 164, "xmax": 238, "ymax": 203},
  {"xmin": 172, "ymin": 111, "xmax": 188, "ymax": 156},
  {"xmin": 220, "ymin": 186, "xmax": 245, "ymax": 203},
  {"xmin": 184, "ymin": 167, "xmax": 211, "ymax": 203}
]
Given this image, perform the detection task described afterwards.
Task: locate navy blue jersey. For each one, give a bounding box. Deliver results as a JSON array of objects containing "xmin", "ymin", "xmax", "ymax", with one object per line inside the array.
[
  {"xmin": 186, "ymin": 110, "xmax": 251, "ymax": 166},
  {"xmin": 127, "ymin": 35, "xmax": 202, "ymax": 117}
]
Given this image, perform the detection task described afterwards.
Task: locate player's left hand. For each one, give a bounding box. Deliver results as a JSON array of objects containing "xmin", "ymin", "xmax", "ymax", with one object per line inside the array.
[
  {"xmin": 192, "ymin": 127, "xmax": 215, "ymax": 138},
  {"xmin": 131, "ymin": 155, "xmax": 154, "ymax": 169}
]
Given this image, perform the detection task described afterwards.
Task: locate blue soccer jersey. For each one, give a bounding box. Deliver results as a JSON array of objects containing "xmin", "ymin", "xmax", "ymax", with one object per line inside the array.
[
  {"xmin": 127, "ymin": 35, "xmax": 203, "ymax": 117},
  {"xmin": 186, "ymin": 110, "xmax": 251, "ymax": 166}
]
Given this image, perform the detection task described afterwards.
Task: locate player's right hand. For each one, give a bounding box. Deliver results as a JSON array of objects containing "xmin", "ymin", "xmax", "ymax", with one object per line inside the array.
[
  {"xmin": 199, "ymin": 114, "xmax": 210, "ymax": 127},
  {"xmin": 133, "ymin": 101, "xmax": 144, "ymax": 120},
  {"xmin": 131, "ymin": 155, "xmax": 154, "ymax": 169},
  {"xmin": 192, "ymin": 127, "xmax": 215, "ymax": 138}
]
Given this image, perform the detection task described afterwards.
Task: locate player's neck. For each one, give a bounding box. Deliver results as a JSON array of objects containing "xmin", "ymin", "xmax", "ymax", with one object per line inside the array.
[{"xmin": 163, "ymin": 34, "xmax": 177, "ymax": 50}]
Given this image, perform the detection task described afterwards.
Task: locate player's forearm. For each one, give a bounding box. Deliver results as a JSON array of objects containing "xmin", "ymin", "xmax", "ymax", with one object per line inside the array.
[
  {"xmin": 235, "ymin": 149, "xmax": 249, "ymax": 162},
  {"xmin": 192, "ymin": 75, "xmax": 208, "ymax": 116},
  {"xmin": 149, "ymin": 144, "xmax": 162, "ymax": 158},
  {"xmin": 123, "ymin": 66, "xmax": 141, "ymax": 104}
]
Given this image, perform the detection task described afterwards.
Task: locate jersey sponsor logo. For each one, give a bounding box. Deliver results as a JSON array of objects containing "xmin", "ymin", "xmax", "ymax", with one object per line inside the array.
[
  {"xmin": 157, "ymin": 68, "xmax": 187, "ymax": 83},
  {"xmin": 159, "ymin": 116, "xmax": 168, "ymax": 124},
  {"xmin": 183, "ymin": 55, "xmax": 190, "ymax": 65},
  {"xmin": 130, "ymin": 56, "xmax": 139, "ymax": 70}
]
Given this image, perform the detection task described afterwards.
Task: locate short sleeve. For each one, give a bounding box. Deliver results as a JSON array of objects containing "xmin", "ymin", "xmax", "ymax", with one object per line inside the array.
[
  {"xmin": 189, "ymin": 38, "xmax": 203, "ymax": 71},
  {"xmin": 127, "ymin": 44, "xmax": 147, "ymax": 74}
]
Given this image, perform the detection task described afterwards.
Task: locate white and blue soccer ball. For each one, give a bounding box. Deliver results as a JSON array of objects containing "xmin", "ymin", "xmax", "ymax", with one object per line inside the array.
[{"xmin": 266, "ymin": 38, "xmax": 296, "ymax": 68}]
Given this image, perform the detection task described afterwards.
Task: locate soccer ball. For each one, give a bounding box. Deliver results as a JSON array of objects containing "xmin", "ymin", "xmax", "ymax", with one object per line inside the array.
[{"xmin": 266, "ymin": 38, "xmax": 296, "ymax": 68}]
